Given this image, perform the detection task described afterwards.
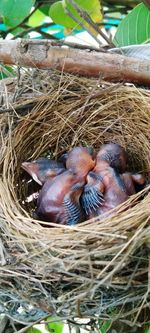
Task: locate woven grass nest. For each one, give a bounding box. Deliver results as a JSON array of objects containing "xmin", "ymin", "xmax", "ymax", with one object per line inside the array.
[{"xmin": 0, "ymin": 71, "xmax": 150, "ymax": 325}]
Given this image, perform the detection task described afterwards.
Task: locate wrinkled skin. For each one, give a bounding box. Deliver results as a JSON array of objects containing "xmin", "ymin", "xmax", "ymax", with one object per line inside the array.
[
  {"xmin": 35, "ymin": 171, "xmax": 85, "ymax": 225},
  {"xmin": 21, "ymin": 157, "xmax": 65, "ymax": 185},
  {"xmin": 81, "ymin": 160, "xmax": 147, "ymax": 220},
  {"xmin": 82, "ymin": 161, "xmax": 129, "ymax": 219},
  {"xmin": 122, "ymin": 172, "xmax": 147, "ymax": 195},
  {"xmin": 66, "ymin": 146, "xmax": 95, "ymax": 179},
  {"xmin": 96, "ymin": 143, "xmax": 128, "ymax": 173},
  {"xmin": 81, "ymin": 143, "xmax": 128, "ymax": 219}
]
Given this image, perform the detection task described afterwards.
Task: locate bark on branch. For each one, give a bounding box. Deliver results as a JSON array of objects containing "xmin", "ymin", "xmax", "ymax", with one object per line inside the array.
[{"xmin": 0, "ymin": 39, "xmax": 150, "ymax": 85}]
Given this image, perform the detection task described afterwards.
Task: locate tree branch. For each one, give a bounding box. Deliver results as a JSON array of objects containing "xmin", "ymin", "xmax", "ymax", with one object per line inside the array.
[
  {"xmin": 65, "ymin": 8, "xmax": 102, "ymax": 47},
  {"xmin": 0, "ymin": 39, "xmax": 150, "ymax": 85}
]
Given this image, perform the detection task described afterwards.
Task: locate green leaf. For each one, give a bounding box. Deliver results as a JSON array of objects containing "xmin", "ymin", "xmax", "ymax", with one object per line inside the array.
[
  {"xmin": 49, "ymin": 1, "xmax": 78, "ymax": 29},
  {"xmin": 26, "ymin": 327, "xmax": 41, "ymax": 333},
  {"xmin": 100, "ymin": 320, "xmax": 111, "ymax": 333},
  {"xmin": 49, "ymin": 0, "xmax": 102, "ymax": 30},
  {"xmin": 40, "ymin": 5, "xmax": 51, "ymax": 16},
  {"xmin": 45, "ymin": 317, "xmax": 64, "ymax": 333},
  {"xmin": 113, "ymin": 3, "xmax": 150, "ymax": 46},
  {"xmin": 0, "ymin": 65, "xmax": 16, "ymax": 80},
  {"xmin": 65, "ymin": 0, "xmax": 102, "ymax": 23},
  {"xmin": 11, "ymin": 27, "xmax": 25, "ymax": 35},
  {"xmin": 0, "ymin": 0, "xmax": 36, "ymax": 27},
  {"xmin": 28, "ymin": 9, "xmax": 46, "ymax": 27},
  {"xmin": 144, "ymin": 321, "xmax": 150, "ymax": 333}
]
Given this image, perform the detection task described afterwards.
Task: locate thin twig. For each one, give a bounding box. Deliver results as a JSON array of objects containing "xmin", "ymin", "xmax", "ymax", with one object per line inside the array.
[
  {"xmin": 133, "ymin": 256, "xmax": 150, "ymax": 324},
  {"xmin": 69, "ymin": 0, "xmax": 113, "ymax": 46},
  {"xmin": 12, "ymin": 23, "xmax": 56, "ymax": 40},
  {"xmin": 65, "ymin": 8, "xmax": 102, "ymax": 47}
]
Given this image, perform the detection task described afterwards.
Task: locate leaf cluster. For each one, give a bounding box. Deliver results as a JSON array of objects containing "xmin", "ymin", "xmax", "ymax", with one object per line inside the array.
[{"xmin": 0, "ymin": 0, "xmax": 149, "ymax": 46}]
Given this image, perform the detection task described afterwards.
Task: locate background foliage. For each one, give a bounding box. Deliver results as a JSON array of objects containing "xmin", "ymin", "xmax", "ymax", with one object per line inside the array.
[{"xmin": 0, "ymin": 0, "xmax": 149, "ymax": 43}]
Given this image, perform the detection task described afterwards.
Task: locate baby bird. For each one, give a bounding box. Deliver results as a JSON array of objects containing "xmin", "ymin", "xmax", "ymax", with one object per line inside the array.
[
  {"xmin": 96, "ymin": 143, "xmax": 147, "ymax": 194},
  {"xmin": 122, "ymin": 172, "xmax": 147, "ymax": 195},
  {"xmin": 35, "ymin": 170, "xmax": 84, "ymax": 225},
  {"xmin": 21, "ymin": 157, "xmax": 65, "ymax": 186},
  {"xmin": 96, "ymin": 143, "xmax": 128, "ymax": 173},
  {"xmin": 81, "ymin": 143, "xmax": 128, "ymax": 216},
  {"xmin": 81, "ymin": 141, "xmax": 147, "ymax": 219},
  {"xmin": 81, "ymin": 161, "xmax": 129, "ymax": 219},
  {"xmin": 66, "ymin": 146, "xmax": 95, "ymax": 179}
]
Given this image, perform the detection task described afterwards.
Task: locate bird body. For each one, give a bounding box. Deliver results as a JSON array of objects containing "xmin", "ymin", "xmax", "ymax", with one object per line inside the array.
[
  {"xmin": 21, "ymin": 144, "xmax": 147, "ymax": 225},
  {"xmin": 35, "ymin": 171, "xmax": 84, "ymax": 225},
  {"xmin": 122, "ymin": 172, "xmax": 147, "ymax": 195},
  {"xmin": 81, "ymin": 143, "xmax": 129, "ymax": 219},
  {"xmin": 82, "ymin": 161, "xmax": 147, "ymax": 220},
  {"xmin": 82, "ymin": 160, "xmax": 129, "ymax": 219}
]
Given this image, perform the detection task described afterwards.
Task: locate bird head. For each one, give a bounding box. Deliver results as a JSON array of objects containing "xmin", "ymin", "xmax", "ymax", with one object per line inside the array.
[
  {"xmin": 66, "ymin": 146, "xmax": 95, "ymax": 178},
  {"xmin": 96, "ymin": 143, "xmax": 127, "ymax": 173},
  {"xmin": 21, "ymin": 157, "xmax": 65, "ymax": 185}
]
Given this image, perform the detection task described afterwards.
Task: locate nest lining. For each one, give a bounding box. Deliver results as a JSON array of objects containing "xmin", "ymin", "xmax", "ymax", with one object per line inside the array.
[{"xmin": 0, "ymin": 71, "xmax": 150, "ymax": 324}]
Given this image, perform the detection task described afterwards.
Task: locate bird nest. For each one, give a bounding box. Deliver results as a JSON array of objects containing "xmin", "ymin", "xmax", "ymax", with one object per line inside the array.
[{"xmin": 0, "ymin": 70, "xmax": 150, "ymax": 326}]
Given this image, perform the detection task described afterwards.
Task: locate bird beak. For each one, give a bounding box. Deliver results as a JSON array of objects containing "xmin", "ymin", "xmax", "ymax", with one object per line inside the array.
[{"xmin": 21, "ymin": 162, "xmax": 42, "ymax": 185}]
